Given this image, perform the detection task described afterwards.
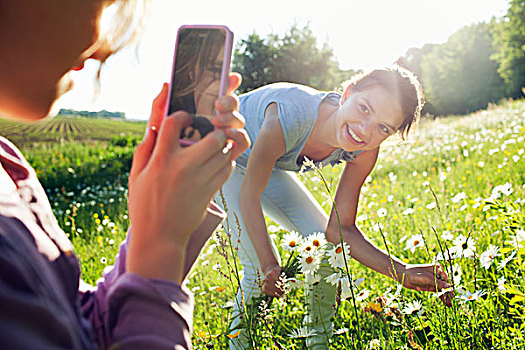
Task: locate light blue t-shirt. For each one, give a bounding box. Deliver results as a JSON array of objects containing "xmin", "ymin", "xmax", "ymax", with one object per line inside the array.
[{"xmin": 238, "ymin": 82, "xmax": 362, "ymax": 172}]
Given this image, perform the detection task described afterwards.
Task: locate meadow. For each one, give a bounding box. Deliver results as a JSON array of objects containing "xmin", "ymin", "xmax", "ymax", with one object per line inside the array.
[{"xmin": 3, "ymin": 101, "xmax": 523, "ymax": 349}]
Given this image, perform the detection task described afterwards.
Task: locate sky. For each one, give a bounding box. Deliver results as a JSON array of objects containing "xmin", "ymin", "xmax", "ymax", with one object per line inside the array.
[{"xmin": 54, "ymin": 0, "xmax": 510, "ymax": 120}]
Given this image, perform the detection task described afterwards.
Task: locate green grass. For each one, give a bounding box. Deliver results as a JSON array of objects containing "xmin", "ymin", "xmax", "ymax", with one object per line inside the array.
[{"xmin": 8, "ymin": 101, "xmax": 524, "ymax": 349}]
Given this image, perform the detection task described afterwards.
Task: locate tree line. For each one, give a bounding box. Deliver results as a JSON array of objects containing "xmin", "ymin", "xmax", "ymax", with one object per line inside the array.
[{"xmin": 232, "ymin": 0, "xmax": 524, "ymax": 116}]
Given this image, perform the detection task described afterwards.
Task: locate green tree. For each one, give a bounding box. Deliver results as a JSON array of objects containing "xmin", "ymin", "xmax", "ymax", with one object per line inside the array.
[
  {"xmin": 491, "ymin": 0, "xmax": 525, "ymax": 98},
  {"xmin": 233, "ymin": 24, "xmax": 359, "ymax": 93},
  {"xmin": 421, "ymin": 22, "xmax": 506, "ymax": 115},
  {"xmin": 396, "ymin": 44, "xmax": 438, "ymax": 114},
  {"xmin": 232, "ymin": 32, "xmax": 280, "ymax": 93}
]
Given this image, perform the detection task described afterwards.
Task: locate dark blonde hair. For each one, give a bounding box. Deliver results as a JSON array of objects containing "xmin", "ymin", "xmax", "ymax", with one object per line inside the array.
[
  {"xmin": 343, "ymin": 66, "xmax": 424, "ymax": 140},
  {"xmin": 90, "ymin": 0, "xmax": 151, "ymax": 79}
]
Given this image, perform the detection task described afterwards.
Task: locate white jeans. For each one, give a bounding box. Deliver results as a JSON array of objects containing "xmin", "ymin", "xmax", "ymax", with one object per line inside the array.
[{"xmin": 214, "ymin": 159, "xmax": 337, "ymax": 349}]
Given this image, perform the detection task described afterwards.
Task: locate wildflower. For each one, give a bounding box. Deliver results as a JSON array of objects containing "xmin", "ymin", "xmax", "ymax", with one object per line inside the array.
[
  {"xmin": 302, "ymin": 232, "xmax": 327, "ymax": 252},
  {"xmin": 457, "ymin": 290, "xmax": 486, "ymax": 303},
  {"xmin": 356, "ymin": 289, "xmax": 370, "ymax": 301},
  {"xmin": 100, "ymin": 257, "xmax": 107, "ymax": 264},
  {"xmin": 288, "ymin": 326, "xmax": 317, "ymax": 339},
  {"xmin": 491, "ymin": 182, "xmax": 513, "ymax": 199},
  {"xmin": 377, "ymin": 208, "xmax": 387, "ymax": 218},
  {"xmin": 426, "ymin": 202, "xmax": 437, "ymax": 210},
  {"xmin": 497, "ymin": 250, "xmax": 517, "ymax": 270},
  {"xmin": 441, "ymin": 230, "xmax": 454, "ymax": 241},
  {"xmin": 404, "ymin": 234, "xmax": 425, "ymax": 253},
  {"xmin": 366, "ymin": 301, "xmax": 383, "ymax": 314},
  {"xmin": 299, "ymin": 252, "xmax": 321, "ymax": 276},
  {"xmin": 325, "ymin": 272, "xmax": 342, "ymax": 286},
  {"xmin": 372, "ymin": 223, "xmax": 384, "ymax": 232},
  {"xmin": 368, "ymin": 339, "xmax": 382, "ymax": 350},
  {"xmin": 506, "ymin": 228, "xmax": 525, "ymax": 248},
  {"xmin": 333, "ymin": 328, "xmax": 349, "ymax": 335},
  {"xmin": 451, "ymin": 263, "xmax": 463, "ymax": 286},
  {"xmin": 222, "ymin": 300, "xmax": 234, "ymax": 309},
  {"xmin": 327, "ymin": 242, "xmax": 350, "ymax": 270},
  {"xmin": 300, "ymin": 156, "xmax": 317, "ymax": 172},
  {"xmin": 281, "ymin": 231, "xmax": 303, "ymax": 252},
  {"xmin": 497, "ymin": 277, "xmax": 506, "ymax": 292},
  {"xmin": 434, "ymin": 287, "xmax": 453, "ymax": 298},
  {"xmin": 451, "ymin": 234, "xmax": 477, "ymax": 258},
  {"xmin": 268, "ymin": 224, "xmax": 280, "ymax": 233},
  {"xmin": 339, "ymin": 275, "xmax": 354, "ymax": 299},
  {"xmin": 227, "ymin": 329, "xmax": 242, "ymax": 339},
  {"xmin": 402, "ymin": 300, "xmax": 423, "ymax": 315},
  {"xmin": 451, "ymin": 192, "xmax": 467, "ymax": 203},
  {"xmin": 402, "ymin": 208, "xmax": 415, "ymax": 215},
  {"xmin": 479, "ymin": 244, "xmax": 500, "ymax": 269},
  {"xmin": 306, "ymin": 273, "xmax": 321, "ymax": 285}
]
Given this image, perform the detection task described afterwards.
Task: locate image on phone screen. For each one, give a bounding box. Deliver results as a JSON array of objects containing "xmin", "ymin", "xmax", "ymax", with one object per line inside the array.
[{"xmin": 167, "ymin": 27, "xmax": 229, "ymax": 142}]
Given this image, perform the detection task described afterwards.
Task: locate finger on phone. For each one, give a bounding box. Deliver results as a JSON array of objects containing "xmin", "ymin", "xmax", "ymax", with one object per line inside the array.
[
  {"xmin": 154, "ymin": 111, "xmax": 193, "ymax": 157},
  {"xmin": 188, "ymin": 129, "xmax": 228, "ymax": 163},
  {"xmin": 213, "ymin": 110, "xmax": 245, "ymax": 129},
  {"xmin": 215, "ymin": 95, "xmax": 238, "ymax": 113},
  {"xmin": 225, "ymin": 128, "xmax": 250, "ymax": 160}
]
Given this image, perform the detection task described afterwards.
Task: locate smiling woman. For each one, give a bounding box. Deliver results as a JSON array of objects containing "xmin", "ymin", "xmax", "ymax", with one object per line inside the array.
[{"xmin": 215, "ymin": 66, "xmax": 452, "ymax": 349}]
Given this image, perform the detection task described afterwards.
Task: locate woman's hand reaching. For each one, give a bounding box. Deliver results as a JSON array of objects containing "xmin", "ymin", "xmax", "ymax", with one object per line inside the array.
[{"xmin": 401, "ymin": 263, "xmax": 453, "ymax": 306}]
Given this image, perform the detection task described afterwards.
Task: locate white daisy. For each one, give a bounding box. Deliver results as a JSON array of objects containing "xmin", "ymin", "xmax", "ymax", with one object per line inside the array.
[
  {"xmin": 497, "ymin": 277, "xmax": 506, "ymax": 292},
  {"xmin": 441, "ymin": 230, "xmax": 454, "ymax": 241},
  {"xmin": 288, "ymin": 326, "xmax": 317, "ymax": 339},
  {"xmin": 451, "ymin": 263, "xmax": 463, "ymax": 286},
  {"xmin": 506, "ymin": 228, "xmax": 525, "ymax": 248},
  {"xmin": 479, "ymin": 244, "xmax": 500, "ymax": 269},
  {"xmin": 368, "ymin": 339, "xmax": 382, "ymax": 350},
  {"xmin": 340, "ymin": 275, "xmax": 353, "ymax": 299},
  {"xmin": 356, "ymin": 288, "xmax": 370, "ymax": 301},
  {"xmin": 457, "ymin": 290, "xmax": 486, "ymax": 304},
  {"xmin": 497, "ymin": 250, "xmax": 517, "ymax": 271},
  {"xmin": 426, "ymin": 202, "xmax": 437, "ymax": 210},
  {"xmin": 327, "ymin": 242, "xmax": 351, "ymax": 270},
  {"xmin": 402, "ymin": 300, "xmax": 423, "ymax": 315},
  {"xmin": 451, "ymin": 234, "xmax": 477, "ymax": 258},
  {"xmin": 325, "ymin": 272, "xmax": 342, "ymax": 286},
  {"xmin": 377, "ymin": 207, "xmax": 387, "ymax": 218},
  {"xmin": 451, "ymin": 192, "xmax": 467, "ymax": 203},
  {"xmin": 402, "ymin": 208, "xmax": 415, "ymax": 215},
  {"xmin": 281, "ymin": 231, "xmax": 303, "ymax": 252},
  {"xmin": 303, "ymin": 232, "xmax": 328, "ymax": 252},
  {"xmin": 404, "ymin": 234, "xmax": 425, "ymax": 253},
  {"xmin": 299, "ymin": 252, "xmax": 321, "ymax": 276},
  {"xmin": 306, "ymin": 273, "xmax": 321, "ymax": 285}
]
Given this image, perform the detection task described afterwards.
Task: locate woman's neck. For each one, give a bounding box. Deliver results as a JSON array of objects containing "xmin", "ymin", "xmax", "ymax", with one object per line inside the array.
[{"xmin": 300, "ymin": 101, "xmax": 339, "ymax": 161}]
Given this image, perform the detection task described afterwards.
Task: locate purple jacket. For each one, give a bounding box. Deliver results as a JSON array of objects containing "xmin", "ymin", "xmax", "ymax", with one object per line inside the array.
[{"xmin": 0, "ymin": 137, "xmax": 193, "ymax": 349}]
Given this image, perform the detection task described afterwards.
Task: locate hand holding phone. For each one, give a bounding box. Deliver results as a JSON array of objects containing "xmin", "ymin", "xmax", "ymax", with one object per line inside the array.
[{"xmin": 165, "ymin": 25, "xmax": 234, "ymax": 145}]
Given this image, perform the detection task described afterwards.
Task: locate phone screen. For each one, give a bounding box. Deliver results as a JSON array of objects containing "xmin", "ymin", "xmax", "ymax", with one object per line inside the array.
[{"xmin": 167, "ymin": 27, "xmax": 230, "ymax": 142}]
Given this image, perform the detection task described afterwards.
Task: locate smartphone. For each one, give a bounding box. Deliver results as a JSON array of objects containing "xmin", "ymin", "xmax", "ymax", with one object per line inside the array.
[{"xmin": 165, "ymin": 25, "xmax": 234, "ymax": 145}]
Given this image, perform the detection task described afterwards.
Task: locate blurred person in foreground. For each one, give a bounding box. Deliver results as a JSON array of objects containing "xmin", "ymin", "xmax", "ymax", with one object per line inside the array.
[{"xmin": 0, "ymin": 0, "xmax": 249, "ymax": 348}]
